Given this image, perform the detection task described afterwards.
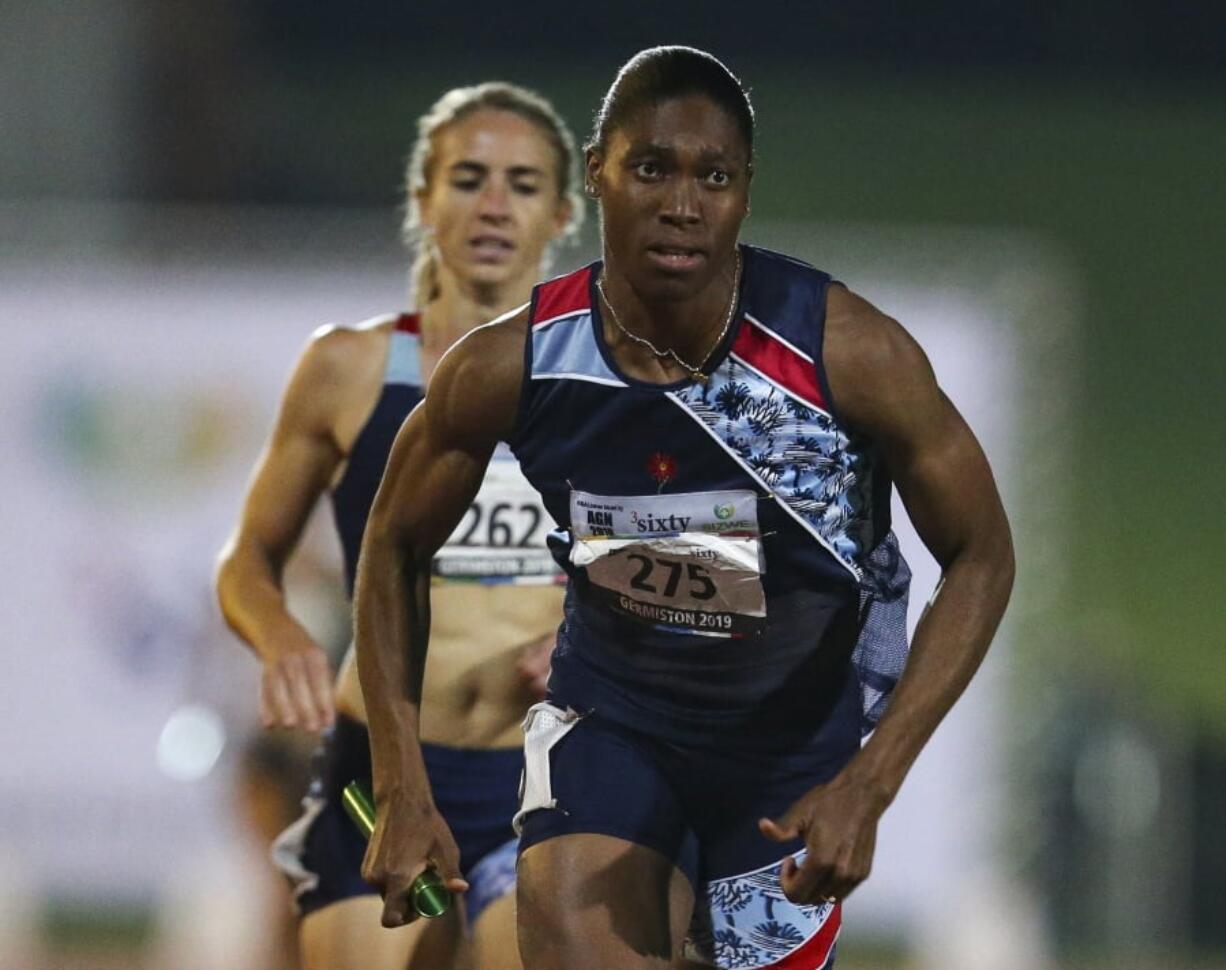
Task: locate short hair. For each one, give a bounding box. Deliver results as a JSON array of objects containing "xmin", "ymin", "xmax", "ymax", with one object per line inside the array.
[
  {"xmin": 402, "ymin": 82, "xmax": 584, "ymax": 305},
  {"xmin": 588, "ymin": 46, "xmax": 754, "ymax": 160}
]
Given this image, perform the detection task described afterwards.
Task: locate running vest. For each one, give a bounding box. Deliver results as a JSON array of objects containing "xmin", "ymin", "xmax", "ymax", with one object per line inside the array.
[
  {"xmin": 331, "ymin": 314, "xmax": 558, "ymax": 596},
  {"xmin": 510, "ymin": 246, "xmax": 912, "ymax": 745}
]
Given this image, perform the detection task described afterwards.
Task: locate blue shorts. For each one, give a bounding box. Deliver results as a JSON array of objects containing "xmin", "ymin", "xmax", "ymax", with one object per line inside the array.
[
  {"xmin": 515, "ymin": 683, "xmax": 858, "ymax": 968},
  {"xmin": 272, "ymin": 715, "xmax": 522, "ymax": 927}
]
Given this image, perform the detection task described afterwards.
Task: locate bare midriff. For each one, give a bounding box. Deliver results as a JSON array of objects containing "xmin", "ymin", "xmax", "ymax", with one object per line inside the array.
[{"xmin": 335, "ymin": 583, "xmax": 565, "ymax": 749}]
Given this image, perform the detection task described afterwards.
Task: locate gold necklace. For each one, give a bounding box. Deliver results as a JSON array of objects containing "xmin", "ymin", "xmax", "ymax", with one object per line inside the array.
[{"xmin": 597, "ymin": 250, "xmax": 741, "ymax": 385}]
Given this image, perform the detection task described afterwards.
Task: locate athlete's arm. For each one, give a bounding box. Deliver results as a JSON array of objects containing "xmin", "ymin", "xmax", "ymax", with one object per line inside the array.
[
  {"xmin": 761, "ymin": 284, "xmax": 1015, "ymax": 903},
  {"xmin": 216, "ymin": 327, "xmax": 369, "ymax": 733},
  {"xmin": 355, "ymin": 311, "xmax": 526, "ymax": 927}
]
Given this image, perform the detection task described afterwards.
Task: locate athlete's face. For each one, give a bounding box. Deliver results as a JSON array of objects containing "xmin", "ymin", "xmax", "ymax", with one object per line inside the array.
[
  {"xmin": 418, "ymin": 109, "xmax": 572, "ymax": 290},
  {"xmin": 587, "ymin": 94, "xmax": 751, "ymax": 301}
]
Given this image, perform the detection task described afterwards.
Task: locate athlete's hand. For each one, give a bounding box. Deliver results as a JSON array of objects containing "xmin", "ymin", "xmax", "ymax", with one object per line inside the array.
[
  {"xmin": 361, "ymin": 792, "xmax": 469, "ymax": 927},
  {"xmin": 758, "ymin": 772, "xmax": 888, "ymax": 904},
  {"xmin": 516, "ymin": 633, "xmax": 556, "ymax": 700},
  {"xmin": 259, "ymin": 631, "xmax": 335, "ymax": 733}
]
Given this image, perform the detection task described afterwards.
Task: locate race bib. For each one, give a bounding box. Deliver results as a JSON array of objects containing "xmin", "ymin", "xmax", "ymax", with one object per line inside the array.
[
  {"xmin": 434, "ymin": 447, "xmax": 560, "ymax": 585},
  {"xmin": 569, "ymin": 489, "xmax": 766, "ymax": 638}
]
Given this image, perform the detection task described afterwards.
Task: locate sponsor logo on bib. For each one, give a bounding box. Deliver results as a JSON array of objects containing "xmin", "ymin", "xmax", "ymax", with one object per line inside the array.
[{"xmin": 569, "ymin": 488, "xmax": 766, "ymax": 638}]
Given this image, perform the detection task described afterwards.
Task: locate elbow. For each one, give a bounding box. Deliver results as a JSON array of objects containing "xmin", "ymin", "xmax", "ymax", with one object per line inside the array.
[
  {"xmin": 361, "ymin": 513, "xmax": 430, "ymax": 577},
  {"xmin": 998, "ymin": 537, "xmax": 1016, "ymax": 602},
  {"xmin": 948, "ymin": 519, "xmax": 1015, "ymax": 606},
  {"xmin": 356, "ymin": 522, "xmax": 397, "ymax": 578},
  {"xmin": 353, "ymin": 530, "xmax": 420, "ymax": 615},
  {"xmin": 214, "ymin": 540, "xmax": 239, "ymax": 620},
  {"xmin": 985, "ymin": 522, "xmax": 1016, "ymax": 605},
  {"xmin": 213, "ymin": 534, "xmax": 275, "ymax": 630}
]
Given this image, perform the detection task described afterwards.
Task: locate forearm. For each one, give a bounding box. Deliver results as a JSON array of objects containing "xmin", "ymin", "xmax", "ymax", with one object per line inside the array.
[
  {"xmin": 845, "ymin": 536, "xmax": 1015, "ymax": 805},
  {"xmin": 353, "ymin": 531, "xmax": 434, "ymax": 802},
  {"xmin": 216, "ymin": 541, "xmax": 309, "ymax": 660}
]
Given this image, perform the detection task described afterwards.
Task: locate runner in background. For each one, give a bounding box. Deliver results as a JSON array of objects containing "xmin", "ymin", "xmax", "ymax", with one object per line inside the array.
[{"xmin": 216, "ymin": 82, "xmax": 582, "ymax": 970}]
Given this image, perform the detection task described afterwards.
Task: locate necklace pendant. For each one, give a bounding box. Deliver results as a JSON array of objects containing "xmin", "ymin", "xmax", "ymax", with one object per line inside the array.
[{"xmin": 597, "ymin": 250, "xmax": 741, "ymax": 389}]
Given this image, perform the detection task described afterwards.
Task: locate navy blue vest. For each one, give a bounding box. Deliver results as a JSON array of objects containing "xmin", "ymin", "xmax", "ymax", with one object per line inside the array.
[
  {"xmin": 511, "ymin": 246, "xmax": 911, "ymax": 747},
  {"xmin": 331, "ymin": 314, "xmax": 424, "ymax": 596}
]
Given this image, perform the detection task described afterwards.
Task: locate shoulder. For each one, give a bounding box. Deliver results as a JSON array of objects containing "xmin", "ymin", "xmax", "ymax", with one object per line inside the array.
[
  {"xmin": 424, "ymin": 305, "xmax": 529, "ymax": 447},
  {"xmin": 454, "ymin": 304, "xmax": 531, "ymax": 366},
  {"xmin": 746, "ymin": 244, "xmax": 823, "ymax": 278},
  {"xmin": 825, "ymin": 284, "xmax": 930, "ymax": 385},
  {"xmin": 740, "ymin": 246, "xmax": 832, "ymax": 349},
  {"xmin": 742, "ymin": 246, "xmax": 830, "ymax": 301},
  {"xmin": 279, "ymin": 315, "xmax": 398, "ymax": 428},
  {"xmin": 823, "ymin": 284, "xmax": 936, "ymax": 436},
  {"xmin": 532, "ymin": 264, "xmax": 595, "ymax": 324},
  {"xmin": 300, "ymin": 314, "xmax": 397, "ymax": 382}
]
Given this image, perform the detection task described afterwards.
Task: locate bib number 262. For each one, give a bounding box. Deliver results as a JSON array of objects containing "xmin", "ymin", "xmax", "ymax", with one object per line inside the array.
[{"xmin": 456, "ymin": 501, "xmax": 542, "ymax": 548}]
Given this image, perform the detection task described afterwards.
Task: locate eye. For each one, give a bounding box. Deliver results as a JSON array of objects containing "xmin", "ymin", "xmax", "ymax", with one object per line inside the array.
[
  {"xmin": 451, "ymin": 178, "xmax": 481, "ymax": 192},
  {"xmin": 511, "ymin": 181, "xmax": 542, "ymax": 196},
  {"xmin": 635, "ymin": 161, "xmax": 663, "ymax": 181},
  {"xmin": 706, "ymin": 169, "xmax": 731, "ymax": 187}
]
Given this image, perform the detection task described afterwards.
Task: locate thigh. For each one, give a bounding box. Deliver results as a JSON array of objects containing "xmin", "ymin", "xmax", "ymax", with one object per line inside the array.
[
  {"xmin": 469, "ymin": 891, "xmax": 520, "ymax": 970},
  {"xmin": 300, "ymin": 896, "xmax": 468, "ymax": 970},
  {"xmin": 518, "ymin": 833, "xmax": 694, "ymax": 970},
  {"xmin": 465, "ymin": 837, "xmax": 520, "ymax": 970}
]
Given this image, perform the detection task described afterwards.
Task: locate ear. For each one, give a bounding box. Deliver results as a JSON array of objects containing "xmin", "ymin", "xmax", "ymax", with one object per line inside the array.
[{"xmin": 584, "ymin": 147, "xmax": 603, "ymax": 198}]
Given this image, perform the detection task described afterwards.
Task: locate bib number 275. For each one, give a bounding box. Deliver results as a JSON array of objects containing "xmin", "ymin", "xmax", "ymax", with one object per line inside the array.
[{"xmin": 627, "ymin": 554, "xmax": 717, "ymax": 601}]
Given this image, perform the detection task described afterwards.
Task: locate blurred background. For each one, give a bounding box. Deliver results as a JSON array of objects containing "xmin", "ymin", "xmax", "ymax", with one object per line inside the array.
[{"xmin": 2, "ymin": 2, "xmax": 1224, "ymax": 968}]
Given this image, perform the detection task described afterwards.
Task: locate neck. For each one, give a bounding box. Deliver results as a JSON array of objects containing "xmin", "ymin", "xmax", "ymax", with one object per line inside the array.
[
  {"xmin": 599, "ymin": 247, "xmax": 741, "ymax": 366},
  {"xmin": 418, "ymin": 263, "xmax": 535, "ymax": 354}
]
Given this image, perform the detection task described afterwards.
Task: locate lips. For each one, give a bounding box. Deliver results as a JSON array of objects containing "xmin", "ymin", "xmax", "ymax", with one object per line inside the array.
[
  {"xmin": 645, "ymin": 244, "xmax": 706, "ymax": 273},
  {"xmin": 469, "ymin": 234, "xmax": 516, "ymax": 263}
]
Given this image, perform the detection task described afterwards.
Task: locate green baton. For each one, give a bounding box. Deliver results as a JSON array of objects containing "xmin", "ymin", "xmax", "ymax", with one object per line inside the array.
[{"xmin": 341, "ymin": 780, "xmax": 452, "ymax": 919}]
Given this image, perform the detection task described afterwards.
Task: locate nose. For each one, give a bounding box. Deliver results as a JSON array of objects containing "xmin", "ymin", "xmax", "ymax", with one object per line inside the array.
[
  {"xmin": 477, "ymin": 180, "xmax": 513, "ymax": 224},
  {"xmin": 659, "ymin": 177, "xmax": 701, "ymax": 228}
]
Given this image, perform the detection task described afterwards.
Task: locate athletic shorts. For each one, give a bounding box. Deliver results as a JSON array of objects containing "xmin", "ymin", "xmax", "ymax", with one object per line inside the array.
[
  {"xmin": 515, "ymin": 697, "xmax": 856, "ymax": 969},
  {"xmin": 272, "ymin": 714, "xmax": 522, "ymax": 927}
]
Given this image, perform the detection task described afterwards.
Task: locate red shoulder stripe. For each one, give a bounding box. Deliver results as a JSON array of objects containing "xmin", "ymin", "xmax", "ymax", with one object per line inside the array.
[
  {"xmin": 533, "ymin": 267, "xmax": 592, "ymax": 327},
  {"xmin": 395, "ymin": 312, "xmax": 420, "ymax": 334},
  {"xmin": 731, "ymin": 319, "xmax": 827, "ymax": 412}
]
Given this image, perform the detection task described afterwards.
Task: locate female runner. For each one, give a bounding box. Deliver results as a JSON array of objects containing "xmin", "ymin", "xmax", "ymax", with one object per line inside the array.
[{"xmin": 217, "ymin": 81, "xmax": 581, "ymax": 970}]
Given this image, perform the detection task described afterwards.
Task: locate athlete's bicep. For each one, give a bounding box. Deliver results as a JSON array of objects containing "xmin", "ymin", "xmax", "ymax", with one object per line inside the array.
[
  {"xmin": 367, "ymin": 310, "xmax": 525, "ymax": 553},
  {"xmin": 826, "ymin": 289, "xmax": 1007, "ymax": 569},
  {"xmin": 884, "ymin": 391, "xmax": 1005, "ymax": 570},
  {"xmin": 232, "ymin": 339, "xmax": 345, "ymax": 566},
  {"xmin": 367, "ymin": 401, "xmax": 493, "ymax": 560}
]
